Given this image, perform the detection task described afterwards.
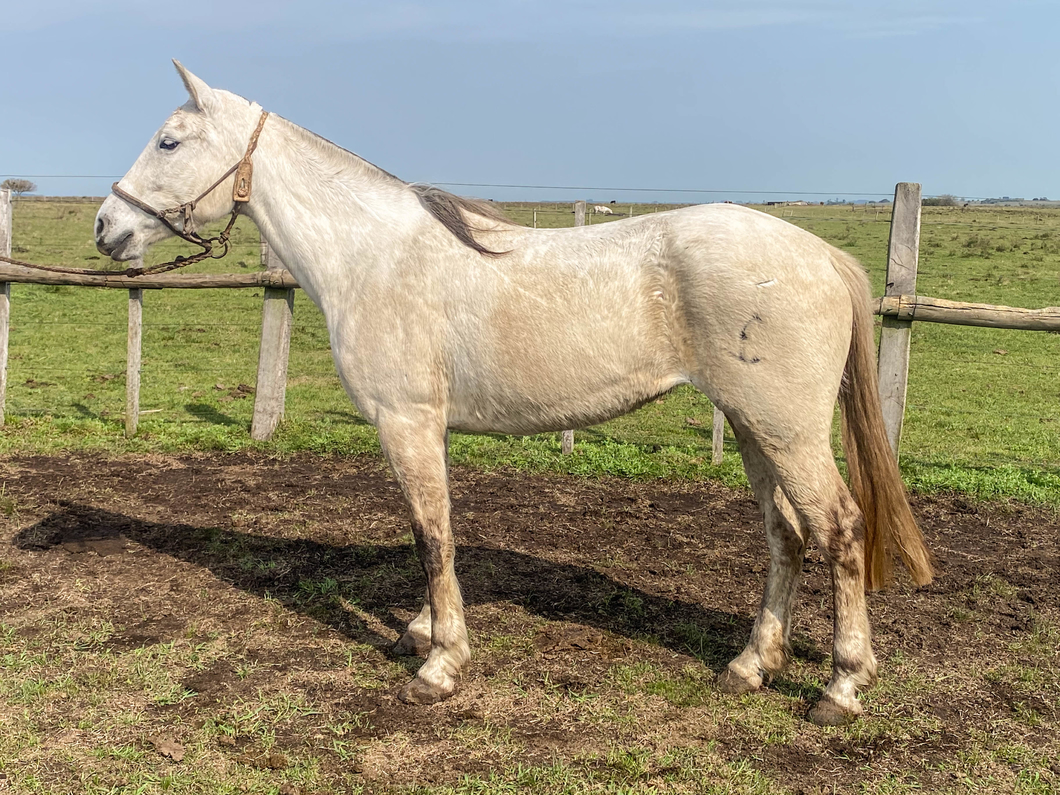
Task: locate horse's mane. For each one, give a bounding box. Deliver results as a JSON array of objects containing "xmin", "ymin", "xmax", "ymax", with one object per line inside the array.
[
  {"xmin": 409, "ymin": 185, "xmax": 513, "ymax": 258},
  {"xmin": 274, "ymin": 113, "xmax": 514, "ymax": 257}
]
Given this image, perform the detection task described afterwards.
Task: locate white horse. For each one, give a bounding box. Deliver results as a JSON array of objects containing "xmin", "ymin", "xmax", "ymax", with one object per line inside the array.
[
  {"xmin": 95, "ymin": 62, "xmax": 932, "ymax": 726},
  {"xmin": 593, "ymin": 205, "xmax": 613, "ymax": 215}
]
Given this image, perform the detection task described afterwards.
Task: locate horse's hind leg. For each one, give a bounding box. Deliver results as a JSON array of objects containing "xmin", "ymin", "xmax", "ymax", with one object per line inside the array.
[
  {"xmin": 377, "ymin": 412, "xmax": 469, "ymax": 703},
  {"xmin": 707, "ymin": 406, "xmax": 875, "ymax": 722},
  {"xmin": 717, "ymin": 430, "xmax": 807, "ymax": 695},
  {"xmin": 768, "ymin": 444, "xmax": 878, "ymax": 725}
]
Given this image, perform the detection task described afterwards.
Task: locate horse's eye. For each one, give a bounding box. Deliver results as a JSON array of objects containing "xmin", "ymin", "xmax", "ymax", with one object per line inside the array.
[{"xmin": 159, "ymin": 137, "xmax": 180, "ymax": 151}]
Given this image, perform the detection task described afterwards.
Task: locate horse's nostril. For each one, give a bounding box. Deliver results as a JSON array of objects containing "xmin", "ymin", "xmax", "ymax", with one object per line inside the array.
[{"xmin": 95, "ymin": 217, "xmax": 105, "ymax": 239}]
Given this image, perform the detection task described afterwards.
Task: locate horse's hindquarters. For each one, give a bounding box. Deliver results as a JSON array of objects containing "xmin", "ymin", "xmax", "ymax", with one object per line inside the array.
[{"xmin": 673, "ymin": 254, "xmax": 854, "ymax": 446}]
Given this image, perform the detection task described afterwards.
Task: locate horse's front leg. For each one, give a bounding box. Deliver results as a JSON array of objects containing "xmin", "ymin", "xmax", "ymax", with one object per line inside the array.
[{"xmin": 377, "ymin": 413, "xmax": 469, "ymax": 704}]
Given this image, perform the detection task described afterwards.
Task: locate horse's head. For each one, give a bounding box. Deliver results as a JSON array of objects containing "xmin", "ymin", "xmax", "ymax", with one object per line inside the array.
[{"xmin": 95, "ymin": 61, "xmax": 263, "ymax": 261}]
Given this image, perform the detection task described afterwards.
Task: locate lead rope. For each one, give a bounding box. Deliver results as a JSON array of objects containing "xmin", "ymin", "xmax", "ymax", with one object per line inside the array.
[{"xmin": 0, "ymin": 110, "xmax": 269, "ymax": 278}]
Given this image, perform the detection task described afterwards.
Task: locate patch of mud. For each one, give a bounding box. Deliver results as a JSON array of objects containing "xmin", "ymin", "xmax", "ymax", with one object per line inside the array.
[{"xmin": 1, "ymin": 452, "xmax": 1058, "ymax": 791}]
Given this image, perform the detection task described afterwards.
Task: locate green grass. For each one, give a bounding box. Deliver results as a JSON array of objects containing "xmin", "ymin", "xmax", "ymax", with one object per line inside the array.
[{"xmin": 4, "ymin": 199, "xmax": 1060, "ymax": 504}]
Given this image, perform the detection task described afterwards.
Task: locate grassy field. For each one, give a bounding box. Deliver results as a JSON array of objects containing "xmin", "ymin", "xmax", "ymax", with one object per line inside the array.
[{"xmin": 3, "ymin": 199, "xmax": 1060, "ymax": 503}]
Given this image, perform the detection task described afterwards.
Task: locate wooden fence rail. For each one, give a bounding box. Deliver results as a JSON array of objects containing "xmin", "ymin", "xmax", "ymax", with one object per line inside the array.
[
  {"xmin": 0, "ymin": 258, "xmax": 301, "ymax": 438},
  {"xmin": 877, "ymin": 294, "xmax": 1060, "ymax": 331},
  {"xmin": 0, "ymin": 186, "xmax": 1056, "ymax": 458},
  {"xmin": 0, "ymin": 266, "xmax": 299, "ymax": 290}
]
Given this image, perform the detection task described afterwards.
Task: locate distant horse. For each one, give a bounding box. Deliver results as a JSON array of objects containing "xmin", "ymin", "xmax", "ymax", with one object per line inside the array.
[
  {"xmin": 593, "ymin": 205, "xmax": 614, "ymax": 215},
  {"xmin": 95, "ymin": 62, "xmax": 932, "ymax": 727}
]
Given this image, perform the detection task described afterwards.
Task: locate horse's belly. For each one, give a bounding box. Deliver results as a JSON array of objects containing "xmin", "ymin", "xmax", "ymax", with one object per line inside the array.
[
  {"xmin": 447, "ymin": 386, "xmax": 685, "ymax": 434},
  {"xmin": 444, "ymin": 274, "xmax": 687, "ymax": 433},
  {"xmin": 446, "ymin": 347, "xmax": 686, "ymax": 435}
]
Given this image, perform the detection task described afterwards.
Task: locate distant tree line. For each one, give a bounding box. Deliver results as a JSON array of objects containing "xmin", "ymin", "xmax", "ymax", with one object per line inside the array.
[
  {"xmin": 922, "ymin": 194, "xmax": 958, "ymax": 207},
  {"xmin": 1, "ymin": 179, "xmax": 36, "ymax": 197}
]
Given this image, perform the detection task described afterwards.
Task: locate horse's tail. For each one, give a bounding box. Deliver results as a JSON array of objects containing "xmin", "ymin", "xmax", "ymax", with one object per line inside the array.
[{"xmin": 832, "ymin": 250, "xmax": 933, "ymax": 590}]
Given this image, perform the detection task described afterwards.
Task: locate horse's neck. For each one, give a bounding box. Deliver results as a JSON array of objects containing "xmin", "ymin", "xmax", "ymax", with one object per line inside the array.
[{"xmin": 245, "ymin": 116, "xmax": 414, "ymax": 303}]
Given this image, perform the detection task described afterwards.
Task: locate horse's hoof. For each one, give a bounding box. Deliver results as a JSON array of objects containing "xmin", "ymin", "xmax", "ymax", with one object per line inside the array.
[
  {"xmin": 398, "ymin": 677, "xmax": 453, "ymax": 705},
  {"xmin": 393, "ymin": 633, "xmax": 431, "ymax": 657},
  {"xmin": 808, "ymin": 696, "xmax": 860, "ymax": 727},
  {"xmin": 716, "ymin": 667, "xmax": 760, "ymax": 695}
]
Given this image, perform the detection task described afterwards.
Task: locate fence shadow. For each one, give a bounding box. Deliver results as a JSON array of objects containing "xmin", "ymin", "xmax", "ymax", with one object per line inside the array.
[
  {"xmin": 70, "ymin": 402, "xmax": 102, "ymax": 420},
  {"xmin": 13, "ymin": 502, "xmax": 756, "ymax": 673},
  {"xmin": 183, "ymin": 403, "xmax": 242, "ymax": 426}
]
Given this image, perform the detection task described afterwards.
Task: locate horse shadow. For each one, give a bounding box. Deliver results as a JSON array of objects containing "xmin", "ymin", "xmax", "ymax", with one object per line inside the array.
[{"xmin": 12, "ymin": 502, "xmax": 762, "ymax": 673}]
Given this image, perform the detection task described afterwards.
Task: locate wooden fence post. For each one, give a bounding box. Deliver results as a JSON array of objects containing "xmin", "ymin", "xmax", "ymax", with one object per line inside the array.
[
  {"xmin": 877, "ymin": 182, "xmax": 921, "ymax": 456},
  {"xmin": 0, "ymin": 189, "xmax": 10, "ymax": 427},
  {"xmin": 712, "ymin": 406, "xmax": 725, "ymax": 465},
  {"xmin": 251, "ymin": 239, "xmax": 295, "ymax": 441},
  {"xmin": 561, "ymin": 201, "xmax": 588, "ymax": 454},
  {"xmin": 126, "ymin": 280, "xmax": 143, "ymax": 438}
]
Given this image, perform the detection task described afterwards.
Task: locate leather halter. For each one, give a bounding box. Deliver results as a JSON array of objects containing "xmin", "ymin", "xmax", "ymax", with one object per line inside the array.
[
  {"xmin": 107, "ymin": 109, "xmax": 270, "ymax": 273},
  {"xmin": 0, "ymin": 110, "xmax": 269, "ymax": 279}
]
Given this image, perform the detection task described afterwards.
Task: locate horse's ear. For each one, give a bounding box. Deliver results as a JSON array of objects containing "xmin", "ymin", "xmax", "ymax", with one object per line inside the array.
[{"xmin": 172, "ymin": 60, "xmax": 215, "ymax": 113}]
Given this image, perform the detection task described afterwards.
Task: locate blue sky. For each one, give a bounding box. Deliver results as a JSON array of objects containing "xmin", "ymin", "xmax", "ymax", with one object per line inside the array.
[{"xmin": 1, "ymin": 1, "xmax": 1057, "ymax": 203}]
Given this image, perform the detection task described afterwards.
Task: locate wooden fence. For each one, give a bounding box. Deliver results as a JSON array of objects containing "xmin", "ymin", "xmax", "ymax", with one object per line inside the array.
[
  {"xmin": 0, "ymin": 187, "xmax": 299, "ymax": 438},
  {"xmin": 2, "ymin": 185, "xmax": 1060, "ymax": 456}
]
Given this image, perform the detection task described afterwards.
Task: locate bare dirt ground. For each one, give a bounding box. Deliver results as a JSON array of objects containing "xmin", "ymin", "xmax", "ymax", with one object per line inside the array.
[{"xmin": 0, "ymin": 452, "xmax": 1058, "ymax": 793}]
